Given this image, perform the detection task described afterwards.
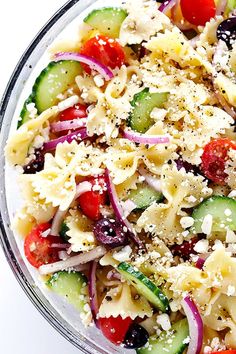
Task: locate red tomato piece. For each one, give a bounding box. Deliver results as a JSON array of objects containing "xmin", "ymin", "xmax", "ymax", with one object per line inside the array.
[
  {"xmin": 59, "ymin": 104, "xmax": 87, "ymax": 121},
  {"xmin": 78, "ymin": 176, "xmax": 107, "ymax": 220},
  {"xmin": 180, "ymin": 0, "xmax": 216, "ymax": 26},
  {"xmin": 201, "ymin": 138, "xmax": 236, "ymax": 185},
  {"xmin": 212, "ymin": 351, "xmax": 236, "ymax": 354},
  {"xmin": 99, "ymin": 316, "xmax": 133, "ymax": 345},
  {"xmin": 24, "ymin": 223, "xmax": 60, "ymax": 268},
  {"xmin": 80, "ymin": 35, "xmax": 125, "ymax": 73}
]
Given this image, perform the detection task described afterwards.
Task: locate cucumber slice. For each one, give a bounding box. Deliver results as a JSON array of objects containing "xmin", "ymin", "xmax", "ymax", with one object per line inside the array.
[
  {"xmin": 47, "ymin": 271, "xmax": 87, "ymax": 311},
  {"xmin": 32, "ymin": 60, "xmax": 82, "ymax": 113},
  {"xmin": 59, "ymin": 222, "xmax": 70, "ymax": 242},
  {"xmin": 128, "ymin": 88, "xmax": 168, "ymax": 133},
  {"xmin": 227, "ymin": 0, "xmax": 236, "ymax": 11},
  {"xmin": 84, "ymin": 7, "xmax": 127, "ymax": 38},
  {"xmin": 117, "ymin": 262, "xmax": 169, "ymax": 312},
  {"xmin": 192, "ymin": 196, "xmax": 236, "ymax": 234},
  {"xmin": 128, "ymin": 183, "xmax": 163, "ymax": 210},
  {"xmin": 137, "ymin": 319, "xmax": 189, "ymax": 354},
  {"xmin": 17, "ymin": 94, "xmax": 37, "ymax": 129}
]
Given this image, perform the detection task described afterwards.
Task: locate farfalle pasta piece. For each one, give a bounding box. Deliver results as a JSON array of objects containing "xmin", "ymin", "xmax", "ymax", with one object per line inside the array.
[
  {"xmin": 75, "ymin": 75, "xmax": 103, "ymax": 103},
  {"xmin": 119, "ymin": 0, "xmax": 171, "ymax": 46},
  {"xmin": 204, "ymin": 295, "xmax": 236, "ymax": 349},
  {"xmin": 137, "ymin": 164, "xmax": 212, "ymax": 243},
  {"xmin": 32, "ymin": 141, "xmax": 104, "ymax": 210},
  {"xmin": 5, "ymin": 106, "xmax": 58, "ymax": 165},
  {"xmin": 66, "ymin": 209, "xmax": 96, "ymax": 252},
  {"xmin": 98, "ymin": 283, "xmax": 153, "ymax": 320},
  {"xmin": 18, "ymin": 174, "xmax": 56, "ymax": 223},
  {"xmin": 214, "ymin": 73, "xmax": 236, "ymax": 108},
  {"xmin": 12, "ymin": 207, "xmax": 36, "ymax": 238}
]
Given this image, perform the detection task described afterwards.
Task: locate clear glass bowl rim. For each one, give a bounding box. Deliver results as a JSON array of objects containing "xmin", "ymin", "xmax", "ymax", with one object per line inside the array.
[{"xmin": 0, "ymin": 1, "xmax": 110, "ymax": 353}]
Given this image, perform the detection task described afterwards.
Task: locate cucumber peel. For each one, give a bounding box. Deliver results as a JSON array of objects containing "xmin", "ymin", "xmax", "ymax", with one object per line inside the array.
[
  {"xmin": 84, "ymin": 7, "xmax": 127, "ymax": 38},
  {"xmin": 117, "ymin": 262, "xmax": 169, "ymax": 312},
  {"xmin": 17, "ymin": 94, "xmax": 36, "ymax": 129}
]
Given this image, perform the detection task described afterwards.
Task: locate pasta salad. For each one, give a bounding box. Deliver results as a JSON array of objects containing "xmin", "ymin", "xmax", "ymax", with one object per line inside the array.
[{"xmin": 5, "ymin": 0, "xmax": 236, "ymax": 353}]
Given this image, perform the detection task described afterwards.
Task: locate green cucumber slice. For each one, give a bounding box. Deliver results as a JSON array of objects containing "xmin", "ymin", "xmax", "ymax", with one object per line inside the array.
[
  {"xmin": 17, "ymin": 94, "xmax": 37, "ymax": 129},
  {"xmin": 192, "ymin": 196, "xmax": 236, "ymax": 234},
  {"xmin": 59, "ymin": 222, "xmax": 70, "ymax": 242},
  {"xmin": 84, "ymin": 7, "xmax": 127, "ymax": 38},
  {"xmin": 128, "ymin": 183, "xmax": 163, "ymax": 210},
  {"xmin": 47, "ymin": 271, "xmax": 87, "ymax": 311},
  {"xmin": 32, "ymin": 60, "xmax": 82, "ymax": 113},
  {"xmin": 128, "ymin": 88, "xmax": 168, "ymax": 133},
  {"xmin": 137, "ymin": 319, "xmax": 189, "ymax": 354},
  {"xmin": 117, "ymin": 262, "xmax": 169, "ymax": 312},
  {"xmin": 227, "ymin": 0, "xmax": 236, "ymax": 11}
]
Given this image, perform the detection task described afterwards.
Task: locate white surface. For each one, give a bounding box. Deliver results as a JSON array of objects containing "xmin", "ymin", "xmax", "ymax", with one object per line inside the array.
[{"xmin": 0, "ymin": 1, "xmax": 83, "ymax": 353}]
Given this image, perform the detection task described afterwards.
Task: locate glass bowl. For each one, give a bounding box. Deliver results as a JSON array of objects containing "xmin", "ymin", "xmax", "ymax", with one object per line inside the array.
[{"xmin": 0, "ymin": 0, "xmax": 130, "ymax": 353}]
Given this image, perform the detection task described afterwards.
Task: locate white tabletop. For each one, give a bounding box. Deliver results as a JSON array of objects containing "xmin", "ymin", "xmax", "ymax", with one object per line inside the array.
[{"xmin": 0, "ymin": 1, "xmax": 83, "ymax": 353}]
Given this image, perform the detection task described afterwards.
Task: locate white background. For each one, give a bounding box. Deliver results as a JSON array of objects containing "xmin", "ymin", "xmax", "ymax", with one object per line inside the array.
[{"xmin": 0, "ymin": 1, "xmax": 82, "ymax": 353}]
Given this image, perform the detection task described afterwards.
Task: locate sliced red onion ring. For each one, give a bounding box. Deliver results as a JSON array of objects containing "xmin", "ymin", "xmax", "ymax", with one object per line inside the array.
[
  {"xmin": 50, "ymin": 243, "xmax": 70, "ymax": 249},
  {"xmin": 159, "ymin": 0, "xmax": 177, "ymax": 14},
  {"xmin": 138, "ymin": 166, "xmax": 162, "ymax": 193},
  {"xmin": 120, "ymin": 199, "xmax": 137, "ymax": 218},
  {"xmin": 216, "ymin": 0, "xmax": 227, "ymax": 15},
  {"xmin": 43, "ymin": 128, "xmax": 89, "ymax": 152},
  {"xmin": 181, "ymin": 296, "xmax": 203, "ymax": 354},
  {"xmin": 105, "ymin": 169, "xmax": 144, "ymax": 250},
  {"xmin": 39, "ymin": 246, "xmax": 106, "ymax": 275},
  {"xmin": 58, "ymin": 250, "xmax": 70, "ymax": 260},
  {"xmin": 107, "ymin": 269, "xmax": 121, "ymax": 280},
  {"xmin": 123, "ymin": 129, "xmax": 170, "ymax": 145},
  {"xmin": 54, "ymin": 52, "xmax": 114, "ymax": 81},
  {"xmin": 88, "ymin": 261, "xmax": 100, "ymax": 327},
  {"xmin": 195, "ymin": 257, "xmax": 205, "ymax": 270},
  {"xmin": 50, "ymin": 181, "xmax": 92, "ymax": 236},
  {"xmin": 51, "ymin": 118, "xmax": 87, "ymax": 133}
]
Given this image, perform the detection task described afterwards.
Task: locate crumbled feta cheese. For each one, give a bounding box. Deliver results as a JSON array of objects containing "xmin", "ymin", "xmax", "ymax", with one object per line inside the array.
[
  {"xmin": 194, "ymin": 239, "xmax": 209, "ymax": 253},
  {"xmin": 228, "ymin": 190, "xmax": 236, "ymax": 198},
  {"xmin": 201, "ymin": 214, "xmax": 213, "ymax": 235},
  {"xmin": 226, "ymin": 229, "xmax": 236, "ymax": 243},
  {"xmin": 58, "ymin": 95, "xmax": 79, "ymax": 111},
  {"xmin": 180, "ymin": 216, "xmax": 194, "ymax": 229},
  {"xmin": 224, "ymin": 208, "xmax": 232, "ymax": 216},
  {"xmin": 227, "ymin": 285, "xmax": 235, "ymax": 296},
  {"xmin": 156, "ymin": 314, "xmax": 171, "ymax": 331},
  {"xmin": 212, "ymin": 239, "xmax": 223, "ymax": 250},
  {"xmin": 94, "ymin": 75, "xmax": 105, "ymax": 87},
  {"xmin": 113, "ymin": 245, "xmax": 132, "ymax": 262},
  {"xmin": 186, "ymin": 195, "xmax": 197, "ymax": 203}
]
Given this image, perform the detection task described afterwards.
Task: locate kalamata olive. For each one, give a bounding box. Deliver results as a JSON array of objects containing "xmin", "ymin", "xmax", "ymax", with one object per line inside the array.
[
  {"xmin": 217, "ymin": 17, "xmax": 236, "ymax": 49},
  {"xmin": 123, "ymin": 324, "xmax": 149, "ymax": 349},
  {"xmin": 23, "ymin": 148, "xmax": 45, "ymax": 174},
  {"xmin": 171, "ymin": 237, "xmax": 199, "ymax": 260},
  {"xmin": 175, "ymin": 158, "xmax": 200, "ymax": 175},
  {"xmin": 93, "ymin": 218, "xmax": 128, "ymax": 248}
]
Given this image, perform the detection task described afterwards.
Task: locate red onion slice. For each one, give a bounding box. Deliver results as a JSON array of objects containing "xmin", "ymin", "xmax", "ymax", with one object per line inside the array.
[
  {"xmin": 105, "ymin": 169, "xmax": 144, "ymax": 250},
  {"xmin": 123, "ymin": 129, "xmax": 170, "ymax": 145},
  {"xmin": 216, "ymin": 0, "xmax": 227, "ymax": 15},
  {"xmin": 159, "ymin": 0, "xmax": 178, "ymax": 14},
  {"xmin": 181, "ymin": 296, "xmax": 203, "ymax": 354},
  {"xmin": 138, "ymin": 166, "xmax": 162, "ymax": 193},
  {"xmin": 54, "ymin": 52, "xmax": 114, "ymax": 81},
  {"xmin": 50, "ymin": 181, "xmax": 92, "ymax": 237},
  {"xmin": 195, "ymin": 257, "xmax": 205, "ymax": 270},
  {"xmin": 51, "ymin": 118, "xmax": 87, "ymax": 133},
  {"xmin": 50, "ymin": 243, "xmax": 70, "ymax": 249},
  {"xmin": 88, "ymin": 261, "xmax": 100, "ymax": 327},
  {"xmin": 43, "ymin": 128, "xmax": 89, "ymax": 152},
  {"xmin": 39, "ymin": 246, "xmax": 106, "ymax": 275}
]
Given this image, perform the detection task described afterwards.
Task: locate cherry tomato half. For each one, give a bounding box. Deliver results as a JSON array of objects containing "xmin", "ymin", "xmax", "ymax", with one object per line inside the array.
[
  {"xmin": 180, "ymin": 0, "xmax": 216, "ymax": 26},
  {"xmin": 99, "ymin": 316, "xmax": 133, "ymax": 345},
  {"xmin": 201, "ymin": 138, "xmax": 236, "ymax": 185},
  {"xmin": 212, "ymin": 351, "xmax": 236, "ymax": 354},
  {"xmin": 24, "ymin": 223, "xmax": 60, "ymax": 268},
  {"xmin": 80, "ymin": 35, "xmax": 125, "ymax": 73},
  {"xmin": 78, "ymin": 176, "xmax": 107, "ymax": 220},
  {"xmin": 59, "ymin": 104, "xmax": 87, "ymax": 121}
]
